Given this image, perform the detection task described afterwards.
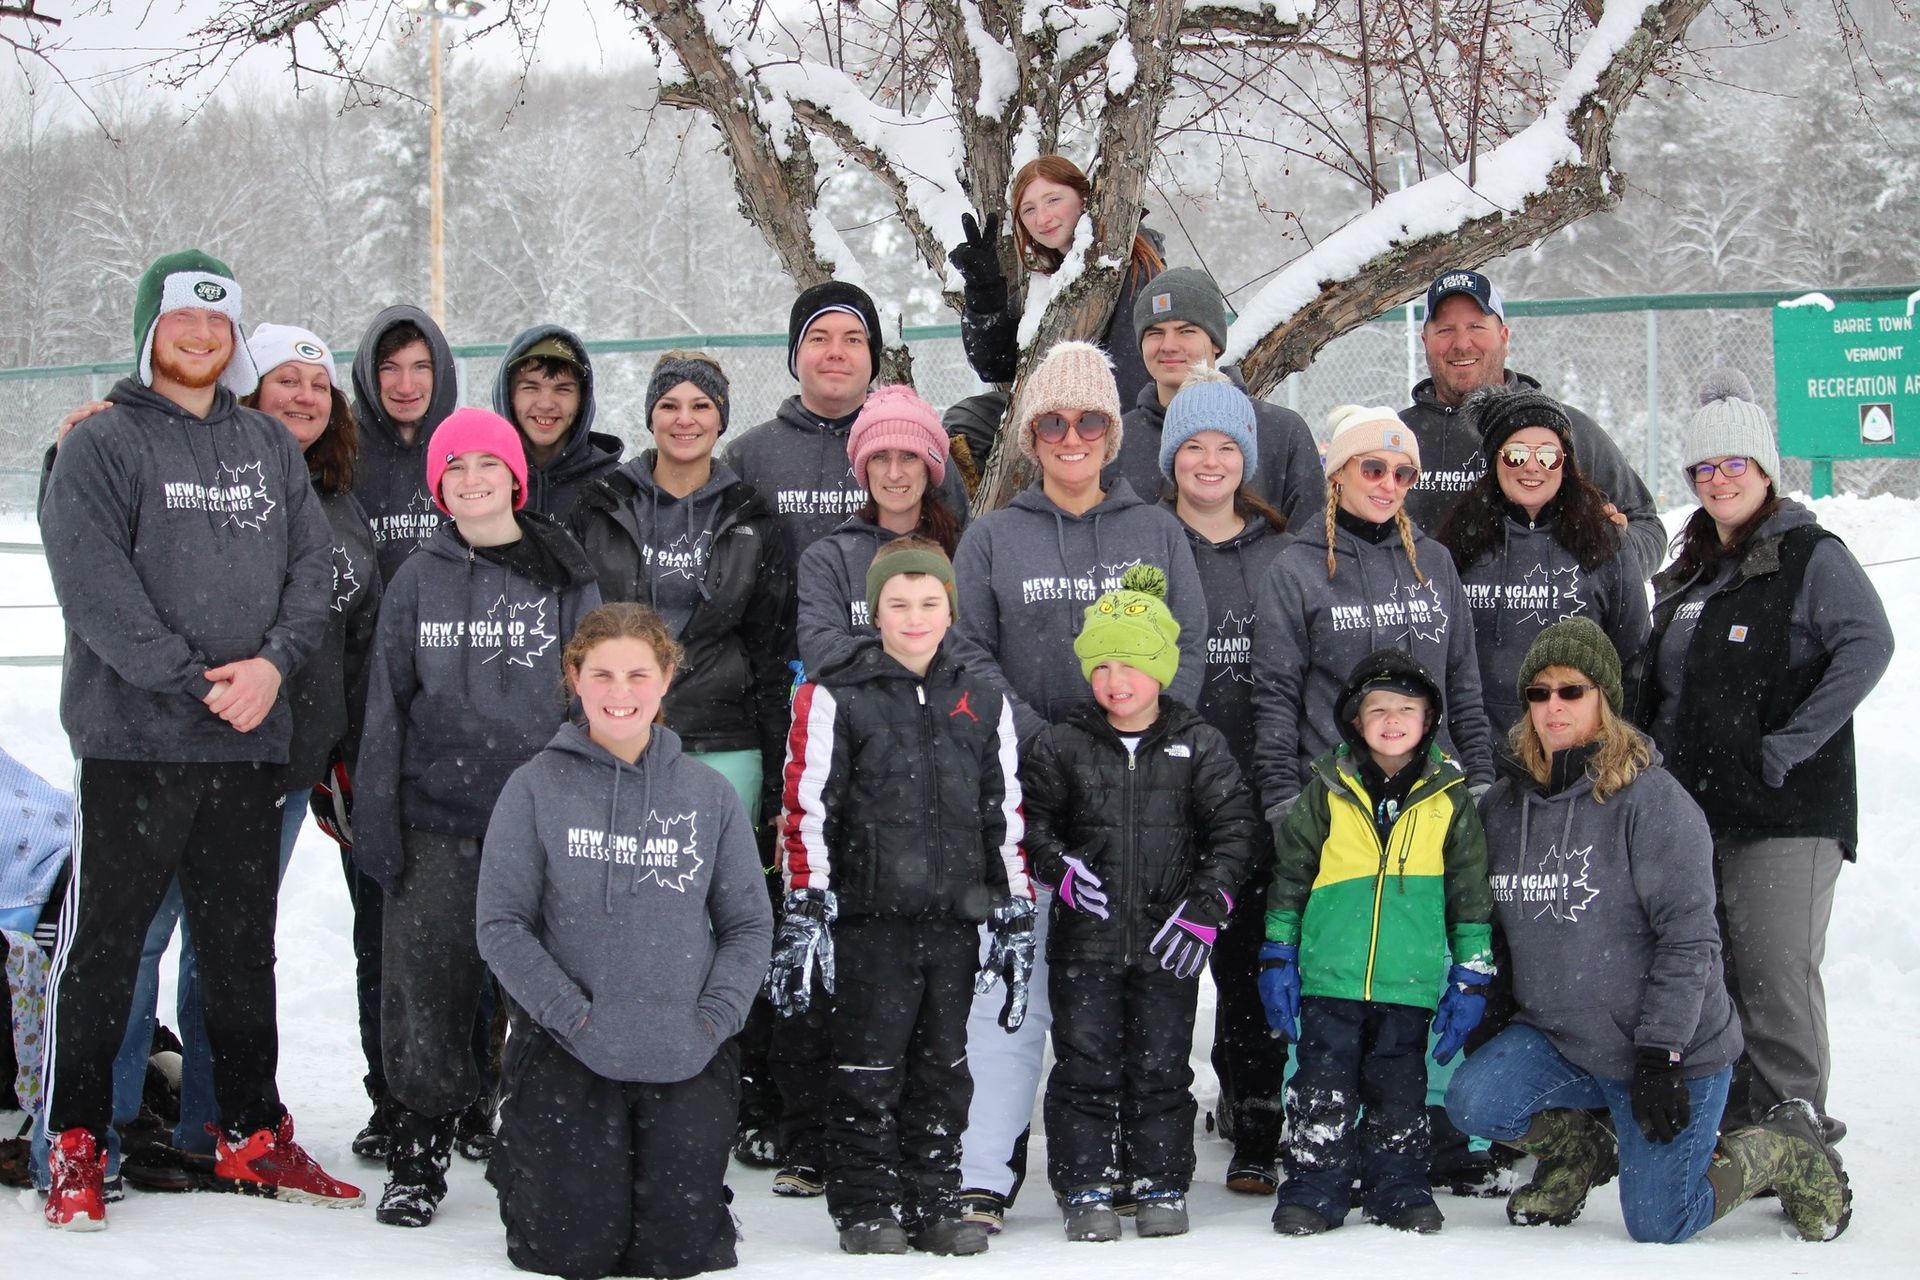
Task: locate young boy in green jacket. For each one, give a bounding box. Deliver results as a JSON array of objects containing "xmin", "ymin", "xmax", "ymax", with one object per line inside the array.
[{"xmin": 1259, "ymin": 647, "xmax": 1494, "ymax": 1237}]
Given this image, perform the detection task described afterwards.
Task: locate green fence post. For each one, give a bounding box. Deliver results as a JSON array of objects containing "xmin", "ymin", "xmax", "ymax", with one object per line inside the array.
[{"xmin": 1810, "ymin": 459, "xmax": 1834, "ymax": 498}]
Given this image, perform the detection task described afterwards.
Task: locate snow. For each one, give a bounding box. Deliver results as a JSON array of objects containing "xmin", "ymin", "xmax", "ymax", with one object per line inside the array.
[
  {"xmin": 962, "ymin": 1, "xmax": 1020, "ymax": 121},
  {"xmin": 1220, "ymin": 0, "xmax": 1655, "ymax": 367},
  {"xmin": 1779, "ymin": 293, "xmax": 1837, "ymax": 312},
  {"xmin": 8, "ymin": 493, "xmax": 1920, "ymax": 1270},
  {"xmin": 1105, "ymin": 38, "xmax": 1138, "ymax": 98}
]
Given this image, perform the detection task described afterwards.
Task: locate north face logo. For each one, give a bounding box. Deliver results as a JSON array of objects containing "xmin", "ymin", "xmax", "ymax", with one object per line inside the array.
[{"xmin": 193, "ymin": 281, "xmax": 227, "ymax": 303}]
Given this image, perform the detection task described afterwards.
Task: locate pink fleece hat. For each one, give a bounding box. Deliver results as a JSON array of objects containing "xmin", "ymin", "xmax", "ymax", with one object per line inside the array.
[
  {"xmin": 427, "ymin": 407, "xmax": 529, "ymax": 515},
  {"xmin": 848, "ymin": 384, "xmax": 949, "ymax": 489}
]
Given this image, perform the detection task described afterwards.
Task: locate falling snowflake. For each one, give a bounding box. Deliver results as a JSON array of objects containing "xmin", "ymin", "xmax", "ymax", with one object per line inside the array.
[
  {"xmin": 216, "ymin": 460, "xmax": 275, "ymax": 530},
  {"xmin": 1392, "ymin": 578, "xmax": 1449, "ymax": 644},
  {"xmin": 1530, "ymin": 843, "xmax": 1599, "ymax": 922},
  {"xmin": 637, "ymin": 810, "xmax": 704, "ymax": 893}
]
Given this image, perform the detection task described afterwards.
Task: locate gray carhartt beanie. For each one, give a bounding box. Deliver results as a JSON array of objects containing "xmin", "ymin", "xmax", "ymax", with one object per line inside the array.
[{"xmin": 1132, "ymin": 267, "xmax": 1228, "ymax": 352}]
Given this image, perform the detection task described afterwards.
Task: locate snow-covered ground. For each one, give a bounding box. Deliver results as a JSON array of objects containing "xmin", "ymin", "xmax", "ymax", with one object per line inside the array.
[{"xmin": 4, "ymin": 498, "xmax": 1919, "ymax": 1274}]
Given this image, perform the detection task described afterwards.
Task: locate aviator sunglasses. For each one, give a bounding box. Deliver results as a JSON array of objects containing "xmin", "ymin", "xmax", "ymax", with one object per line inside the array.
[
  {"xmin": 1498, "ymin": 443, "xmax": 1564, "ymax": 470},
  {"xmin": 1524, "ymin": 682, "xmax": 1595, "ymax": 704},
  {"xmin": 1033, "ymin": 410, "xmax": 1113, "ymax": 444},
  {"xmin": 1356, "ymin": 457, "xmax": 1420, "ymax": 487}
]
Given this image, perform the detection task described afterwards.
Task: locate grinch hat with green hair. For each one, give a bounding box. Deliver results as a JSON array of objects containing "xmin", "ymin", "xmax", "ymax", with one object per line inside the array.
[
  {"xmin": 1074, "ymin": 564, "xmax": 1181, "ymax": 689},
  {"xmin": 132, "ymin": 248, "xmax": 258, "ymax": 395}
]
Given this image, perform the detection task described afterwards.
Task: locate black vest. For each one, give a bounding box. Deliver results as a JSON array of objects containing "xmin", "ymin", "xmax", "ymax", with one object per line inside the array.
[{"xmin": 1650, "ymin": 525, "xmax": 1858, "ymax": 852}]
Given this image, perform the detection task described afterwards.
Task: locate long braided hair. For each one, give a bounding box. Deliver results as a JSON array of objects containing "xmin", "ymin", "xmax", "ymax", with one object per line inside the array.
[{"xmin": 1323, "ymin": 471, "xmax": 1425, "ymax": 585}]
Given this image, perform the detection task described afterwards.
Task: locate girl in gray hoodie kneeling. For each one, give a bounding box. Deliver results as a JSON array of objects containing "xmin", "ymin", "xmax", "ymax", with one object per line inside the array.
[{"xmin": 478, "ymin": 604, "xmax": 775, "ymax": 1279}]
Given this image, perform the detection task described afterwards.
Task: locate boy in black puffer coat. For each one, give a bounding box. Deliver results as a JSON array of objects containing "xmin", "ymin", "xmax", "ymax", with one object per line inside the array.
[
  {"xmin": 1023, "ymin": 565, "xmax": 1258, "ymax": 1242},
  {"xmin": 771, "ymin": 537, "xmax": 1035, "ymax": 1258}
]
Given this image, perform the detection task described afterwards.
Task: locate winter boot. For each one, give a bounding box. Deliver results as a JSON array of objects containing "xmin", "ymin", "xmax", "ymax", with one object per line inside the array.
[
  {"xmin": 1225, "ymin": 1156, "xmax": 1279, "ymax": 1195},
  {"xmin": 838, "ymin": 1217, "xmax": 911, "ymax": 1255},
  {"xmin": 1133, "ymin": 1190, "xmax": 1190, "ymax": 1238},
  {"xmin": 1271, "ymin": 1202, "xmax": 1334, "ymax": 1236},
  {"xmin": 212, "ymin": 1113, "xmax": 365, "ymax": 1207},
  {"xmin": 732, "ymin": 1124, "xmax": 782, "ymax": 1168},
  {"xmin": 907, "ymin": 1216, "xmax": 990, "ymax": 1255},
  {"xmin": 116, "ymin": 1106, "xmax": 193, "ymax": 1193},
  {"xmin": 958, "ymin": 1186, "xmax": 1007, "ymax": 1233},
  {"xmin": 375, "ymin": 1107, "xmax": 453, "ymax": 1227},
  {"xmin": 44, "ymin": 1127, "xmax": 108, "ymax": 1231},
  {"xmin": 1370, "ymin": 1198, "xmax": 1445, "ymax": 1234},
  {"xmin": 452, "ymin": 1095, "xmax": 495, "ymax": 1162},
  {"xmin": 1062, "ymin": 1187, "xmax": 1122, "ymax": 1242},
  {"xmin": 352, "ymin": 1095, "xmax": 394, "ymax": 1162},
  {"xmin": 1500, "ymin": 1108, "xmax": 1617, "ymax": 1226},
  {"xmin": 1708, "ymin": 1099, "xmax": 1852, "ymax": 1242},
  {"xmin": 770, "ymin": 1163, "xmax": 825, "ymax": 1197}
]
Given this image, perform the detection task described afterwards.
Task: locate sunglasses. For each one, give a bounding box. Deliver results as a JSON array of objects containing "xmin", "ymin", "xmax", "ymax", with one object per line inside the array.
[
  {"xmin": 1524, "ymin": 682, "xmax": 1595, "ymax": 704},
  {"xmin": 1687, "ymin": 457, "xmax": 1751, "ymax": 483},
  {"xmin": 1498, "ymin": 443, "xmax": 1564, "ymax": 471},
  {"xmin": 1033, "ymin": 410, "xmax": 1113, "ymax": 444},
  {"xmin": 1357, "ymin": 457, "xmax": 1420, "ymax": 487}
]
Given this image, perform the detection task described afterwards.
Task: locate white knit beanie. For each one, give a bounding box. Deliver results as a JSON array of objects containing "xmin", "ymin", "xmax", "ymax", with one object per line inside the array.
[
  {"xmin": 1684, "ymin": 368, "xmax": 1780, "ymax": 485},
  {"xmin": 1323, "ymin": 404, "xmax": 1420, "ymax": 478},
  {"xmin": 246, "ymin": 324, "xmax": 336, "ymax": 380},
  {"xmin": 1016, "ymin": 340, "xmax": 1124, "ymax": 464}
]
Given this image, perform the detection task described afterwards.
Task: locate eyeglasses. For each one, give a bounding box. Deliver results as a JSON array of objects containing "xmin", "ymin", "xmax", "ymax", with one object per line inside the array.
[
  {"xmin": 1524, "ymin": 682, "xmax": 1595, "ymax": 704},
  {"xmin": 1033, "ymin": 410, "xmax": 1113, "ymax": 444},
  {"xmin": 1687, "ymin": 457, "xmax": 1751, "ymax": 483},
  {"xmin": 1498, "ymin": 443, "xmax": 1564, "ymax": 471},
  {"xmin": 1357, "ymin": 457, "xmax": 1420, "ymax": 487}
]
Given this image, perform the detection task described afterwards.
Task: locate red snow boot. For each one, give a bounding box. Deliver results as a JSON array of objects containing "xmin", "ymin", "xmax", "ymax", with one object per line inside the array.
[
  {"xmin": 213, "ymin": 1113, "xmax": 365, "ymax": 1207},
  {"xmin": 45, "ymin": 1127, "xmax": 108, "ymax": 1231}
]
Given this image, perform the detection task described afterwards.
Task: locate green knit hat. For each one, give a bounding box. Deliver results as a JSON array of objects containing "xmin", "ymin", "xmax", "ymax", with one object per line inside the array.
[
  {"xmin": 865, "ymin": 542, "xmax": 956, "ymax": 622},
  {"xmin": 132, "ymin": 249, "xmax": 258, "ymax": 395},
  {"xmin": 1517, "ymin": 616, "xmax": 1623, "ymax": 714},
  {"xmin": 1074, "ymin": 564, "xmax": 1180, "ymax": 689}
]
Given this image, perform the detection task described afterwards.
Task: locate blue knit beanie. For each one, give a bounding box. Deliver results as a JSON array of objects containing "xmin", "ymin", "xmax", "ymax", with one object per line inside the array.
[{"xmin": 1158, "ymin": 369, "xmax": 1258, "ymax": 480}]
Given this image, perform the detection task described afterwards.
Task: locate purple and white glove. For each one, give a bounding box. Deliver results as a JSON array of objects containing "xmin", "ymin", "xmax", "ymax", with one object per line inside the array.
[
  {"xmin": 1056, "ymin": 854, "xmax": 1111, "ymax": 920},
  {"xmin": 1148, "ymin": 887, "xmax": 1234, "ymax": 979}
]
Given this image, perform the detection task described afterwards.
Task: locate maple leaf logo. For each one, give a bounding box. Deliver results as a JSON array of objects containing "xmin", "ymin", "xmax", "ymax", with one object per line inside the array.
[
  {"xmin": 657, "ymin": 530, "xmax": 711, "ymax": 581},
  {"xmin": 506, "ymin": 597, "xmax": 555, "ymax": 668},
  {"xmin": 1211, "ymin": 608, "xmax": 1256, "ymax": 684},
  {"xmin": 1521, "ymin": 563, "xmax": 1586, "ymax": 626},
  {"xmin": 329, "ymin": 545, "xmax": 361, "ymax": 612},
  {"xmin": 1530, "ymin": 843, "xmax": 1600, "ymax": 922},
  {"xmin": 410, "ymin": 487, "xmax": 437, "ymax": 517},
  {"xmin": 636, "ymin": 810, "xmax": 704, "ymax": 893},
  {"xmin": 1096, "ymin": 559, "xmax": 1143, "ymax": 593},
  {"xmin": 1392, "ymin": 578, "xmax": 1449, "ymax": 644},
  {"xmin": 216, "ymin": 460, "xmax": 274, "ymax": 530}
]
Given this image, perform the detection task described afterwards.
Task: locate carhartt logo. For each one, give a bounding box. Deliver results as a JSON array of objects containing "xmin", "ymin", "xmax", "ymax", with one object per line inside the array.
[
  {"xmin": 950, "ymin": 691, "xmax": 978, "ymax": 721},
  {"xmin": 1728, "ymin": 625, "xmax": 1749, "ymax": 642},
  {"xmin": 193, "ymin": 280, "xmax": 227, "ymax": 303},
  {"xmin": 1382, "ymin": 428, "xmax": 1408, "ymax": 451},
  {"xmin": 294, "ymin": 340, "xmax": 326, "ymax": 361},
  {"xmin": 1151, "ymin": 293, "xmax": 1172, "ymax": 314}
]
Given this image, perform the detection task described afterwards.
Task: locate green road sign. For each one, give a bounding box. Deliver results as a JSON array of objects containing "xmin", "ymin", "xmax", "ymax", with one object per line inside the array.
[{"xmin": 1773, "ymin": 290, "xmax": 1920, "ymax": 460}]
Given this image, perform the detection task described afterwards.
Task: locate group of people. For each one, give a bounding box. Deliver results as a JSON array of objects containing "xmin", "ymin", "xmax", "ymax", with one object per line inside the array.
[{"xmin": 7, "ymin": 150, "xmax": 1890, "ymax": 1273}]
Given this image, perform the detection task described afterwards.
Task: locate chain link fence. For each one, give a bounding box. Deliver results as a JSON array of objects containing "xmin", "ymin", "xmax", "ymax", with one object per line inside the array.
[{"xmin": 5, "ymin": 291, "xmax": 1916, "ymax": 515}]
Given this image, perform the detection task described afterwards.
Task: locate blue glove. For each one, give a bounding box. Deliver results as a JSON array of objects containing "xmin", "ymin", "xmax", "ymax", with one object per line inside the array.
[
  {"xmin": 767, "ymin": 888, "xmax": 836, "ymax": 1017},
  {"xmin": 1258, "ymin": 942, "xmax": 1300, "ymax": 1040},
  {"xmin": 1055, "ymin": 852, "xmax": 1110, "ymax": 919},
  {"xmin": 1148, "ymin": 888, "xmax": 1232, "ymax": 979},
  {"xmin": 975, "ymin": 898, "xmax": 1037, "ymax": 1032},
  {"xmin": 1431, "ymin": 963, "xmax": 1492, "ymax": 1063}
]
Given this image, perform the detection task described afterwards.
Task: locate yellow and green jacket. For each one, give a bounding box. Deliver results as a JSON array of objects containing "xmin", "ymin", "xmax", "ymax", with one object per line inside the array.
[{"xmin": 1264, "ymin": 743, "xmax": 1493, "ymax": 1011}]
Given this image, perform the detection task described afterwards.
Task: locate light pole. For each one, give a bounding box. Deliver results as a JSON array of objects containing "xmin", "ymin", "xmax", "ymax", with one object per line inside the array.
[{"xmin": 402, "ymin": 0, "xmax": 484, "ymax": 329}]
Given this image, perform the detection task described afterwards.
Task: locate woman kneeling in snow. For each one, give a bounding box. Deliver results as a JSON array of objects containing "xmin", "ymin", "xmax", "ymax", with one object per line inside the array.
[{"xmin": 478, "ymin": 603, "xmax": 773, "ymax": 1278}]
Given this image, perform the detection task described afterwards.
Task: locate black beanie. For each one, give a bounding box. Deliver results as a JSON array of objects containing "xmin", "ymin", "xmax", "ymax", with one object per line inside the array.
[
  {"xmin": 788, "ymin": 281, "xmax": 883, "ymax": 383},
  {"xmin": 1467, "ymin": 383, "xmax": 1575, "ymax": 459}
]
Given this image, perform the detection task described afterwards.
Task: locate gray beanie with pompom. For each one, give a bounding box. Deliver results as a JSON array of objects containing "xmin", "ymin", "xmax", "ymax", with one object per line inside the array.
[{"xmin": 1683, "ymin": 368, "xmax": 1779, "ymax": 489}]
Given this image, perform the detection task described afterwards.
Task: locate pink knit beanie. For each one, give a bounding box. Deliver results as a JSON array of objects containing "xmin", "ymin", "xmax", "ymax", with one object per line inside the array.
[
  {"xmin": 427, "ymin": 407, "xmax": 529, "ymax": 514},
  {"xmin": 848, "ymin": 384, "xmax": 949, "ymax": 488}
]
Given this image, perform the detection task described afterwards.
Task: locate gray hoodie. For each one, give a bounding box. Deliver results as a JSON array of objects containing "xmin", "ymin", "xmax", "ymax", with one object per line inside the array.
[
  {"xmin": 722, "ymin": 394, "xmax": 971, "ymax": 554},
  {"xmin": 350, "ymin": 305, "xmax": 460, "ymax": 584},
  {"xmin": 478, "ymin": 722, "xmax": 773, "ymax": 1084},
  {"xmin": 39, "ymin": 378, "xmax": 333, "ymax": 764},
  {"xmin": 1252, "ymin": 511, "xmax": 1494, "ymax": 808},
  {"xmin": 1113, "ymin": 369, "xmax": 1323, "ymax": 528},
  {"xmin": 1178, "ymin": 511, "xmax": 1291, "ymax": 805},
  {"xmin": 1479, "ymin": 746, "xmax": 1742, "ymax": 1080},
  {"xmin": 1458, "ymin": 515, "xmax": 1650, "ymax": 738},
  {"xmin": 490, "ymin": 324, "xmax": 623, "ymax": 523},
  {"xmin": 949, "ymin": 479, "xmax": 1205, "ymax": 743},
  {"xmin": 795, "ymin": 516, "xmax": 898, "ymax": 675},
  {"xmin": 354, "ymin": 517, "xmax": 602, "ymax": 890}
]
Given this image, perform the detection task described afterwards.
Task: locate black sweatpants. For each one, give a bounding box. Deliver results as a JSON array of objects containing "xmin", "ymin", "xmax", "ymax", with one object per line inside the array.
[
  {"xmin": 769, "ymin": 987, "xmax": 832, "ymax": 1170},
  {"xmin": 1044, "ymin": 958, "xmax": 1199, "ymax": 1196},
  {"xmin": 45, "ymin": 759, "xmax": 285, "ymax": 1140},
  {"xmin": 340, "ymin": 850, "xmax": 387, "ymax": 1100},
  {"xmin": 1209, "ymin": 882, "xmax": 1288, "ymax": 1162},
  {"xmin": 824, "ymin": 918, "xmax": 977, "ymax": 1229},
  {"xmin": 381, "ymin": 829, "xmax": 490, "ymax": 1120},
  {"xmin": 1280, "ymin": 995, "xmax": 1431, "ymax": 1223},
  {"xmin": 494, "ymin": 1024, "xmax": 740, "ymax": 1280}
]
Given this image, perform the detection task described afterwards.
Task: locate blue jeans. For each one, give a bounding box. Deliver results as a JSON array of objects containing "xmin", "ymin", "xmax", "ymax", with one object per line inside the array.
[
  {"xmin": 32, "ymin": 789, "xmax": 306, "ymax": 1182},
  {"xmin": 1445, "ymin": 1023, "xmax": 1730, "ymax": 1244}
]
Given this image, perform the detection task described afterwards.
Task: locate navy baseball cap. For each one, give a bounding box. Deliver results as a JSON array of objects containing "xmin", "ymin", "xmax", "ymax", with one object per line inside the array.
[{"xmin": 1425, "ymin": 270, "xmax": 1506, "ymax": 321}]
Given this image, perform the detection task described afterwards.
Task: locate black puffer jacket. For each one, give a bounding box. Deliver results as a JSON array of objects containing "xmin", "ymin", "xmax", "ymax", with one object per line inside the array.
[
  {"xmin": 572, "ymin": 463, "xmax": 796, "ymax": 807},
  {"xmin": 776, "ymin": 644, "xmax": 1031, "ymax": 922},
  {"xmin": 1022, "ymin": 697, "xmax": 1257, "ymax": 968}
]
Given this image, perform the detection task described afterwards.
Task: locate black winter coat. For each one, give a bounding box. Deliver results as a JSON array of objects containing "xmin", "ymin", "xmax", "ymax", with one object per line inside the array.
[
  {"xmin": 1023, "ymin": 698, "xmax": 1258, "ymax": 969},
  {"xmin": 572, "ymin": 464, "xmax": 796, "ymax": 807},
  {"xmin": 776, "ymin": 645, "xmax": 1031, "ymax": 922}
]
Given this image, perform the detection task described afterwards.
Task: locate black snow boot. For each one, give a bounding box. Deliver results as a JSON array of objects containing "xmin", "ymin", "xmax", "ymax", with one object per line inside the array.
[{"xmin": 376, "ymin": 1107, "xmax": 453, "ymax": 1228}]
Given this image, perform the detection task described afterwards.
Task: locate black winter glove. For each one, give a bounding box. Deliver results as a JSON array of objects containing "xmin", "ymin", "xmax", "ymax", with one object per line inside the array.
[
  {"xmin": 947, "ymin": 212, "xmax": 1008, "ymax": 308},
  {"xmin": 1631, "ymin": 1046, "xmax": 1689, "ymax": 1144}
]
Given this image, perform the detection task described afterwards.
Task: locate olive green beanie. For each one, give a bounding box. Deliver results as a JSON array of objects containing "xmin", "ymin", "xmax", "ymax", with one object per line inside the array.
[{"xmin": 1517, "ymin": 616, "xmax": 1623, "ymax": 714}]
